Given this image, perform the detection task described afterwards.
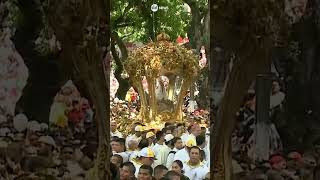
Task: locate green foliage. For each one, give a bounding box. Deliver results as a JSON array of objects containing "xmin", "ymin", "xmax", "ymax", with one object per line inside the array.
[{"xmin": 111, "ymin": 0, "xmax": 191, "ymax": 43}]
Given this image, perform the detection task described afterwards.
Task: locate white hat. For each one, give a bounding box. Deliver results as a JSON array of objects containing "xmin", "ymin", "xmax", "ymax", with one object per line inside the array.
[
  {"xmin": 114, "ymin": 98, "xmax": 119, "ymax": 103},
  {"xmin": 135, "ymin": 125, "xmax": 143, "ymax": 132},
  {"xmin": 28, "ymin": 121, "xmax": 41, "ymax": 132},
  {"xmin": 164, "ymin": 134, "xmax": 174, "ymax": 142},
  {"xmin": 14, "ymin": 113, "xmax": 28, "ymax": 122},
  {"xmin": 40, "ymin": 123, "xmax": 48, "ymax": 131},
  {"xmin": 138, "ymin": 147, "xmax": 156, "ymax": 159},
  {"xmin": 0, "ymin": 128, "xmax": 10, "ymax": 136},
  {"xmin": 146, "ymin": 132, "xmax": 155, "ymax": 139},
  {"xmin": 13, "ymin": 114, "xmax": 28, "ymax": 132},
  {"xmin": 38, "ymin": 136, "xmax": 56, "ymax": 147}
]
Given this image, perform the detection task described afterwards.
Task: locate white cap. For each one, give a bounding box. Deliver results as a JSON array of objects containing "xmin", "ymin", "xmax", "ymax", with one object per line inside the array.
[
  {"xmin": 40, "ymin": 123, "xmax": 49, "ymax": 131},
  {"xmin": 114, "ymin": 98, "xmax": 119, "ymax": 103},
  {"xmin": 135, "ymin": 125, "xmax": 143, "ymax": 132},
  {"xmin": 13, "ymin": 114, "xmax": 28, "ymax": 132},
  {"xmin": 14, "ymin": 113, "xmax": 28, "ymax": 122},
  {"xmin": 164, "ymin": 134, "xmax": 174, "ymax": 142},
  {"xmin": 138, "ymin": 147, "xmax": 156, "ymax": 159},
  {"xmin": 38, "ymin": 136, "xmax": 56, "ymax": 147},
  {"xmin": 28, "ymin": 121, "xmax": 41, "ymax": 132}
]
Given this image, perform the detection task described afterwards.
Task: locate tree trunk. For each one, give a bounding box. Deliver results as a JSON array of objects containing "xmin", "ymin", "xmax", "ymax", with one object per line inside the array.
[
  {"xmin": 212, "ymin": 47, "xmax": 271, "ymax": 179},
  {"xmin": 111, "ymin": 32, "xmax": 130, "ymax": 99},
  {"xmin": 46, "ymin": 0, "xmax": 111, "ymax": 179}
]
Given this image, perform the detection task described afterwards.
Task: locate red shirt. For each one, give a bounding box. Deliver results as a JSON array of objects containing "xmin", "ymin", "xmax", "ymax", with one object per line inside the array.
[{"xmin": 68, "ymin": 109, "xmax": 84, "ymax": 125}]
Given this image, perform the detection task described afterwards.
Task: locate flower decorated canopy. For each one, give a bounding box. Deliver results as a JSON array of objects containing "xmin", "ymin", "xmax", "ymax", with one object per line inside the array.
[
  {"xmin": 125, "ymin": 33, "xmax": 199, "ymax": 79},
  {"xmin": 124, "ymin": 33, "xmax": 200, "ymax": 124}
]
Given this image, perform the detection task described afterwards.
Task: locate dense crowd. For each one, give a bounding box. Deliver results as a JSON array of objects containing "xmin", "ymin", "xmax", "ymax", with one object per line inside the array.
[
  {"xmin": 2, "ymin": 77, "xmax": 320, "ymax": 180},
  {"xmin": 110, "ymin": 119, "xmax": 211, "ymax": 180},
  {"xmin": 0, "ymin": 112, "xmax": 99, "ymax": 180},
  {"xmin": 230, "ymin": 80, "xmax": 320, "ymax": 180}
]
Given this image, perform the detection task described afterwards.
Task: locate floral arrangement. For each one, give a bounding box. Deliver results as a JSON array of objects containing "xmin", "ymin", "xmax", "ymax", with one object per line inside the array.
[{"xmin": 125, "ymin": 33, "xmax": 200, "ymax": 79}]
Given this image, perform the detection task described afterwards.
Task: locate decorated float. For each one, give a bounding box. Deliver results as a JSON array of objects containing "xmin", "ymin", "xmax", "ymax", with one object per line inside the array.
[{"xmin": 123, "ymin": 33, "xmax": 200, "ymax": 129}]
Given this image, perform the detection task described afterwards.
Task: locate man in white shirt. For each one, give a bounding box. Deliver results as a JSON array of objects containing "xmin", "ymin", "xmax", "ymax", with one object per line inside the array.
[
  {"xmin": 166, "ymin": 137, "xmax": 183, "ymax": 168},
  {"xmin": 181, "ymin": 123, "xmax": 201, "ymax": 145},
  {"xmin": 181, "ymin": 126, "xmax": 191, "ymax": 145},
  {"xmin": 153, "ymin": 134, "xmax": 174, "ymax": 168},
  {"xmin": 131, "ymin": 147, "xmax": 156, "ymax": 177},
  {"xmin": 174, "ymin": 138, "xmax": 197, "ymax": 163},
  {"xmin": 188, "ymin": 123, "xmax": 201, "ymax": 142},
  {"xmin": 146, "ymin": 131, "xmax": 156, "ymax": 147},
  {"xmin": 126, "ymin": 139, "xmax": 139, "ymax": 161},
  {"xmin": 152, "ymin": 131, "xmax": 165, "ymax": 157},
  {"xmin": 196, "ymin": 134, "xmax": 210, "ymax": 164},
  {"xmin": 126, "ymin": 125, "xmax": 143, "ymax": 148},
  {"xmin": 110, "ymin": 120, "xmax": 123, "ymax": 138},
  {"xmin": 183, "ymin": 146, "xmax": 209, "ymax": 180},
  {"xmin": 111, "ymin": 138, "xmax": 129, "ymax": 162}
]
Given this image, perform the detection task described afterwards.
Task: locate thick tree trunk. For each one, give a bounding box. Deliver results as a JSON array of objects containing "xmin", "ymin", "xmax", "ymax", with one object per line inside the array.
[
  {"xmin": 209, "ymin": 0, "xmax": 283, "ymax": 178},
  {"xmin": 212, "ymin": 47, "xmax": 271, "ymax": 179},
  {"xmin": 46, "ymin": 0, "xmax": 111, "ymax": 179}
]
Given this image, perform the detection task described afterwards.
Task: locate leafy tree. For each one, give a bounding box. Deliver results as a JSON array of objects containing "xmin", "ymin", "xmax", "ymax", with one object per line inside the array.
[{"xmin": 110, "ymin": 0, "xmax": 192, "ymax": 99}]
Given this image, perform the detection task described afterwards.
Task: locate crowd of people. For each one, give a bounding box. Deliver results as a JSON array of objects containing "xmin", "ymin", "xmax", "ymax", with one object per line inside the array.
[
  {"xmin": 0, "ymin": 80, "xmax": 99, "ymax": 179},
  {"xmin": 0, "ymin": 112, "xmax": 99, "ymax": 179},
  {"xmin": 229, "ymin": 80, "xmax": 320, "ymax": 179},
  {"xmin": 110, "ymin": 119, "xmax": 210, "ymax": 180},
  {"xmin": 3, "ymin": 75, "xmax": 320, "ymax": 180}
]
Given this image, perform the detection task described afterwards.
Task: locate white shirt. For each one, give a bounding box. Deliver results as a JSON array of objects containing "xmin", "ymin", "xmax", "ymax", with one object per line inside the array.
[
  {"xmin": 181, "ymin": 132, "xmax": 190, "ymax": 145},
  {"xmin": 153, "ymin": 145, "xmax": 171, "ymax": 168},
  {"xmin": 131, "ymin": 159, "xmax": 142, "ymax": 178},
  {"xmin": 166, "ymin": 147, "xmax": 178, "ymax": 168},
  {"xmin": 204, "ymin": 146, "xmax": 210, "ymax": 168},
  {"xmin": 183, "ymin": 161, "xmax": 209, "ymax": 180},
  {"xmin": 126, "ymin": 150, "xmax": 139, "ymax": 161},
  {"xmin": 174, "ymin": 148, "xmax": 189, "ymax": 163},
  {"xmin": 114, "ymin": 151, "xmax": 129, "ymax": 162},
  {"xmin": 111, "ymin": 130, "xmax": 123, "ymax": 138},
  {"xmin": 152, "ymin": 143, "xmax": 164, "ymax": 156},
  {"xmin": 189, "ymin": 133, "xmax": 196, "ymax": 142}
]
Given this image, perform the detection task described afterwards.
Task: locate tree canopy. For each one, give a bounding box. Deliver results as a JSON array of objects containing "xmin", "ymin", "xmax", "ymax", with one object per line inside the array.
[{"xmin": 111, "ymin": 0, "xmax": 192, "ymax": 43}]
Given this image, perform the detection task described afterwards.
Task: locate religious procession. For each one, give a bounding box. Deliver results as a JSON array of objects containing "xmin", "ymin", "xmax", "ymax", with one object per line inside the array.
[{"xmin": 2, "ymin": 0, "xmax": 320, "ymax": 179}]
